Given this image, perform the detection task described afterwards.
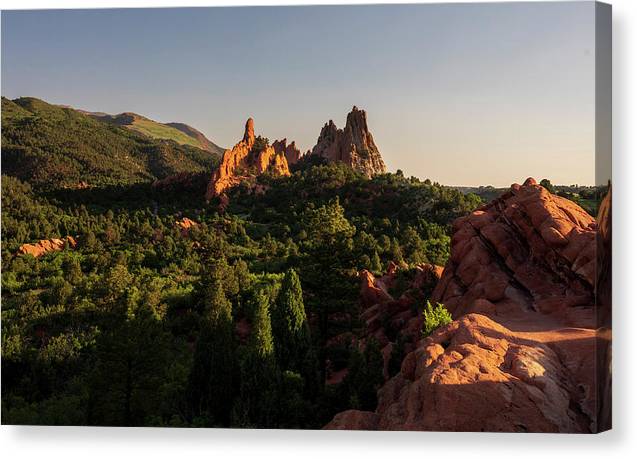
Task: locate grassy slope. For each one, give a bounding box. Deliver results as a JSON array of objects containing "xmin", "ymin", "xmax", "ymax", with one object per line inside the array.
[
  {"xmin": 127, "ymin": 118, "xmax": 203, "ymax": 149},
  {"xmin": 89, "ymin": 112, "xmax": 224, "ymax": 155},
  {"xmin": 1, "ymin": 97, "xmax": 219, "ymax": 190}
]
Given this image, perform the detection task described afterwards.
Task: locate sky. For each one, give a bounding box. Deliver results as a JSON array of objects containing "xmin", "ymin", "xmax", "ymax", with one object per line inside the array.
[{"xmin": 1, "ymin": 3, "xmax": 598, "ymax": 186}]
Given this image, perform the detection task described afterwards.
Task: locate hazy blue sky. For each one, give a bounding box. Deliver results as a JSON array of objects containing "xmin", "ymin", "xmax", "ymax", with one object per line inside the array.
[{"xmin": 1, "ymin": 3, "xmax": 596, "ymax": 186}]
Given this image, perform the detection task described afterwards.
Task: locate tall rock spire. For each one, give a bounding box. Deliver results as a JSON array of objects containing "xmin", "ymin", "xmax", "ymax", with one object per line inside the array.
[
  {"xmin": 310, "ymin": 106, "xmax": 386, "ymax": 177},
  {"xmin": 243, "ymin": 117, "xmax": 255, "ymax": 144}
]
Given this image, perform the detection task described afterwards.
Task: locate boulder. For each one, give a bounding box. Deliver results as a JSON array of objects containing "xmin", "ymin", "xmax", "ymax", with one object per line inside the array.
[{"xmin": 17, "ymin": 236, "xmax": 77, "ymax": 258}]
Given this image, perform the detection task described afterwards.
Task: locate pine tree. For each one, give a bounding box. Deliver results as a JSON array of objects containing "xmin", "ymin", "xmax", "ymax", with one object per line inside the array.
[
  {"xmin": 272, "ymin": 269, "xmax": 310, "ymax": 370},
  {"xmin": 234, "ymin": 289, "xmax": 278, "ymax": 427},
  {"xmin": 370, "ymin": 250, "xmax": 383, "ymax": 274},
  {"xmin": 343, "ymin": 338, "xmax": 385, "ymax": 411},
  {"xmin": 187, "ymin": 273, "xmax": 235, "ymax": 425},
  {"xmin": 251, "ymin": 290, "xmax": 274, "ymax": 360},
  {"xmin": 89, "ymin": 307, "xmax": 171, "ymax": 426}
]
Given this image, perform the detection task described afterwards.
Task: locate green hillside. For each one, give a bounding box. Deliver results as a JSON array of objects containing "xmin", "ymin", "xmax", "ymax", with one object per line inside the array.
[
  {"xmin": 89, "ymin": 111, "xmax": 224, "ymax": 156},
  {"xmin": 1, "ymin": 97, "xmax": 220, "ymax": 190}
]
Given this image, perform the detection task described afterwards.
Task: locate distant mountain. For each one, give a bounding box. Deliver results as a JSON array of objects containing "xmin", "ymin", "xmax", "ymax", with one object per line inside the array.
[
  {"xmin": 165, "ymin": 122, "xmax": 224, "ymax": 156},
  {"xmin": 85, "ymin": 110, "xmax": 224, "ymax": 156},
  {"xmin": 1, "ymin": 96, "xmax": 220, "ymax": 189}
]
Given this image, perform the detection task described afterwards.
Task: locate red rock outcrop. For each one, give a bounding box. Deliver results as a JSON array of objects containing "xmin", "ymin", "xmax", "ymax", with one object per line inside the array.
[
  {"xmin": 18, "ymin": 236, "xmax": 77, "ymax": 258},
  {"xmin": 325, "ymin": 178, "xmax": 608, "ymax": 433},
  {"xmin": 205, "ymin": 118, "xmax": 290, "ymax": 200},
  {"xmin": 272, "ymin": 138, "xmax": 302, "ymax": 166},
  {"xmin": 310, "ymin": 106, "xmax": 386, "ymax": 177},
  {"xmin": 176, "ymin": 217, "xmax": 198, "ymax": 236},
  {"xmin": 328, "ymin": 314, "xmax": 596, "ymax": 432},
  {"xmin": 430, "ymin": 177, "xmax": 596, "ymax": 323}
]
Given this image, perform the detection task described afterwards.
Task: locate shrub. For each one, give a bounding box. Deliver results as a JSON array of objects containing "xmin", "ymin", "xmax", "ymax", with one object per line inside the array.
[{"xmin": 422, "ymin": 301, "xmax": 452, "ymax": 337}]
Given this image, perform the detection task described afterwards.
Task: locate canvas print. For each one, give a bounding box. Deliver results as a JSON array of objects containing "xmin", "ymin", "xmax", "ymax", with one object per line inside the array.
[{"xmin": 0, "ymin": 2, "xmax": 611, "ymax": 432}]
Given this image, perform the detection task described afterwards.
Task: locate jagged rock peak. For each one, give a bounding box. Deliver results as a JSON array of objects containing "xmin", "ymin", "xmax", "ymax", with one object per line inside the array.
[
  {"xmin": 243, "ymin": 117, "xmax": 255, "ymax": 144},
  {"xmin": 310, "ymin": 106, "xmax": 386, "ymax": 177},
  {"xmin": 205, "ymin": 117, "xmax": 290, "ymax": 201},
  {"xmin": 272, "ymin": 138, "xmax": 302, "ymax": 165}
]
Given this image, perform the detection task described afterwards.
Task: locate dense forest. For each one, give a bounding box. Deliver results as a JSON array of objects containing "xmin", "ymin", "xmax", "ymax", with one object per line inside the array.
[{"xmin": 1, "ymin": 97, "xmax": 603, "ymax": 427}]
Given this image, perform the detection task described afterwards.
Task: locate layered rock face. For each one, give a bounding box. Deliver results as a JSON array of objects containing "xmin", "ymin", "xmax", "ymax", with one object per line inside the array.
[
  {"xmin": 325, "ymin": 178, "xmax": 608, "ymax": 433},
  {"xmin": 310, "ymin": 106, "xmax": 386, "ymax": 177},
  {"xmin": 18, "ymin": 236, "xmax": 77, "ymax": 258},
  {"xmin": 205, "ymin": 118, "xmax": 291, "ymax": 200},
  {"xmin": 430, "ymin": 177, "xmax": 596, "ymax": 322}
]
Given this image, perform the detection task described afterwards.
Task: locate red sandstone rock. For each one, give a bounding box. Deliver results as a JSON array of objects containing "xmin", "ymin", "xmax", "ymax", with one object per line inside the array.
[
  {"xmin": 326, "ymin": 314, "xmax": 595, "ymax": 432},
  {"xmin": 325, "ymin": 179, "xmax": 605, "ymax": 432},
  {"xmin": 176, "ymin": 217, "xmax": 198, "ymax": 236},
  {"xmin": 205, "ymin": 118, "xmax": 290, "ymax": 200},
  {"xmin": 272, "ymin": 138, "xmax": 302, "ymax": 165},
  {"xmin": 359, "ymin": 269, "xmax": 393, "ymax": 308},
  {"xmin": 310, "ymin": 106, "xmax": 386, "ymax": 177},
  {"xmin": 431, "ymin": 178, "xmax": 596, "ymax": 322},
  {"xmin": 18, "ymin": 236, "xmax": 77, "ymax": 258}
]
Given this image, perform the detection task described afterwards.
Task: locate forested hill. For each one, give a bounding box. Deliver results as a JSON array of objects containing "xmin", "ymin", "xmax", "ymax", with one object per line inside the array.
[{"xmin": 1, "ymin": 96, "xmax": 220, "ymax": 190}]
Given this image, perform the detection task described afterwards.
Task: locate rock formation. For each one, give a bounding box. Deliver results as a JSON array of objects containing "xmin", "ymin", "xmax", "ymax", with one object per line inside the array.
[
  {"xmin": 18, "ymin": 236, "xmax": 77, "ymax": 258},
  {"xmin": 325, "ymin": 178, "xmax": 608, "ymax": 433},
  {"xmin": 205, "ymin": 118, "xmax": 290, "ymax": 200},
  {"xmin": 310, "ymin": 106, "xmax": 386, "ymax": 177},
  {"xmin": 272, "ymin": 138, "xmax": 302, "ymax": 166},
  {"xmin": 175, "ymin": 217, "xmax": 198, "ymax": 236},
  {"xmin": 430, "ymin": 177, "xmax": 596, "ymax": 322}
]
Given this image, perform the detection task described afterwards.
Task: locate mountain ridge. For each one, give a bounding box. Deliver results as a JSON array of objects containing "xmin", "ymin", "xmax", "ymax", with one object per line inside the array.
[
  {"xmin": 1, "ymin": 96, "xmax": 220, "ymax": 189},
  {"xmin": 81, "ymin": 109, "xmax": 224, "ymax": 156}
]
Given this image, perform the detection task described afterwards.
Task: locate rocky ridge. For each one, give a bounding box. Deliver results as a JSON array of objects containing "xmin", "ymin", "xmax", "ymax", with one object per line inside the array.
[{"xmin": 325, "ymin": 178, "xmax": 609, "ymax": 432}]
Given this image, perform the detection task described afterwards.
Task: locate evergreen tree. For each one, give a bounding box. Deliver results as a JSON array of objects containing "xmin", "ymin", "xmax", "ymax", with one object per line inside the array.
[
  {"xmin": 251, "ymin": 290, "xmax": 274, "ymax": 360},
  {"xmin": 343, "ymin": 338, "xmax": 385, "ymax": 411},
  {"xmin": 234, "ymin": 289, "xmax": 278, "ymax": 427},
  {"xmin": 299, "ymin": 198, "xmax": 357, "ymax": 383},
  {"xmin": 88, "ymin": 307, "xmax": 171, "ymax": 426},
  {"xmin": 187, "ymin": 269, "xmax": 235, "ymax": 425},
  {"xmin": 272, "ymin": 269, "xmax": 310, "ymax": 370},
  {"xmin": 370, "ymin": 250, "xmax": 383, "ymax": 274}
]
